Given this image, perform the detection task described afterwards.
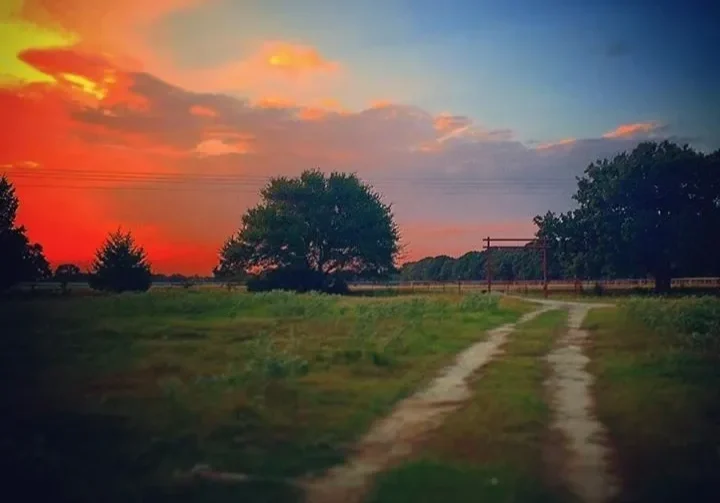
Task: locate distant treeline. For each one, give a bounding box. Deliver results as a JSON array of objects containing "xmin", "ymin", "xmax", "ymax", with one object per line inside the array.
[
  {"xmin": 39, "ymin": 272, "xmax": 215, "ymax": 284},
  {"xmin": 400, "ymin": 245, "xmax": 547, "ymax": 282}
]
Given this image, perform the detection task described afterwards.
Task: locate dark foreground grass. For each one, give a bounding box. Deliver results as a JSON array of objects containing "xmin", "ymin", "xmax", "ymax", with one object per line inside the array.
[
  {"xmin": 365, "ymin": 309, "xmax": 571, "ymax": 503},
  {"xmin": 0, "ymin": 290, "xmax": 531, "ymax": 503},
  {"xmin": 585, "ymin": 298, "xmax": 720, "ymax": 503}
]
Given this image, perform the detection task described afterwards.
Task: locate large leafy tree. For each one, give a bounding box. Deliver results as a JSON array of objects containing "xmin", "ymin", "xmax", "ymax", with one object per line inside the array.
[
  {"xmin": 0, "ymin": 175, "xmax": 51, "ymax": 290},
  {"xmin": 217, "ymin": 169, "xmax": 400, "ymax": 293},
  {"xmin": 89, "ymin": 229, "xmax": 152, "ymax": 292},
  {"xmin": 534, "ymin": 141, "xmax": 720, "ymax": 292}
]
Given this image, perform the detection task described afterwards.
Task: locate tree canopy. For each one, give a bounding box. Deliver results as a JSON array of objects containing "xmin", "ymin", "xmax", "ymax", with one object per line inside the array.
[
  {"xmin": 216, "ymin": 169, "xmax": 400, "ymax": 293},
  {"xmin": 89, "ymin": 229, "xmax": 152, "ymax": 292},
  {"xmin": 400, "ymin": 246, "xmax": 547, "ymax": 282},
  {"xmin": 0, "ymin": 175, "xmax": 50, "ymax": 290},
  {"xmin": 534, "ymin": 141, "xmax": 720, "ymax": 292}
]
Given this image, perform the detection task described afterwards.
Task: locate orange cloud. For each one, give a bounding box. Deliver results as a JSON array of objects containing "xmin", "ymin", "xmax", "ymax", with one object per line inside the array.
[
  {"xmin": 168, "ymin": 40, "xmax": 343, "ymax": 105},
  {"xmin": 434, "ymin": 114, "xmax": 472, "ymax": 135},
  {"xmin": 189, "ymin": 105, "xmax": 217, "ymax": 117},
  {"xmin": 262, "ymin": 41, "xmax": 339, "ymax": 75},
  {"xmin": 318, "ymin": 98, "xmax": 343, "ymax": 110},
  {"xmin": 298, "ymin": 107, "xmax": 329, "ymax": 121},
  {"xmin": 19, "ymin": 0, "xmax": 211, "ymax": 65},
  {"xmin": 602, "ymin": 122, "xmax": 661, "ymax": 139},
  {"xmin": 535, "ymin": 138, "xmax": 576, "ymax": 150},
  {"xmin": 369, "ymin": 100, "xmax": 393, "ymax": 109},
  {"xmin": 15, "ymin": 2, "xmax": 347, "ymax": 110},
  {"xmin": 16, "ymin": 48, "xmax": 149, "ymax": 109},
  {"xmin": 255, "ymin": 96, "xmax": 296, "ymax": 109},
  {"xmin": 194, "ymin": 138, "xmax": 253, "ymax": 157}
]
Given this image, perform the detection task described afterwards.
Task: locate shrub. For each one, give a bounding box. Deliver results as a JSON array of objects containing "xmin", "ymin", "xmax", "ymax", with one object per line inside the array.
[{"xmin": 246, "ymin": 268, "xmax": 349, "ymax": 294}]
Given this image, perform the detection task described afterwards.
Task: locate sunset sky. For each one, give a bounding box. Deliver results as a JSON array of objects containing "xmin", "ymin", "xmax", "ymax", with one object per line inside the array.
[{"xmin": 2, "ymin": 0, "xmax": 719, "ymax": 274}]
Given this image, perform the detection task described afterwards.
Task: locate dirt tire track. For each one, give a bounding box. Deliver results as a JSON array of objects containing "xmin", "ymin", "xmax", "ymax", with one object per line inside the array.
[
  {"xmin": 532, "ymin": 299, "xmax": 620, "ymax": 503},
  {"xmin": 301, "ymin": 306, "xmax": 553, "ymax": 503}
]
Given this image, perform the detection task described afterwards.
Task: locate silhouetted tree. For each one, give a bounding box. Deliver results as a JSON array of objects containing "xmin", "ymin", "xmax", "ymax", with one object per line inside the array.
[
  {"xmin": 534, "ymin": 141, "xmax": 720, "ymax": 292},
  {"xmin": 54, "ymin": 263, "xmax": 82, "ymax": 293},
  {"xmin": 0, "ymin": 175, "xmax": 51, "ymax": 290},
  {"xmin": 89, "ymin": 229, "xmax": 152, "ymax": 292},
  {"xmin": 217, "ymin": 169, "xmax": 400, "ymax": 293}
]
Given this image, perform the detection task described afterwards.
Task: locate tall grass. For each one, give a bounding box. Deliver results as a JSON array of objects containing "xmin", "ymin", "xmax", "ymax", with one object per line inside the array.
[
  {"xmin": 0, "ymin": 289, "xmax": 519, "ymax": 503},
  {"xmin": 586, "ymin": 299, "xmax": 720, "ymax": 503},
  {"xmin": 624, "ymin": 297, "xmax": 720, "ymax": 352}
]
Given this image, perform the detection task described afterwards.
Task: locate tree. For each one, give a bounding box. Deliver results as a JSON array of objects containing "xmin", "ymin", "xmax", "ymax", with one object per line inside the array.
[
  {"xmin": 217, "ymin": 170, "xmax": 400, "ymax": 293},
  {"xmin": 89, "ymin": 229, "xmax": 152, "ymax": 292},
  {"xmin": 0, "ymin": 175, "xmax": 51, "ymax": 290},
  {"xmin": 534, "ymin": 141, "xmax": 720, "ymax": 292},
  {"xmin": 54, "ymin": 263, "xmax": 82, "ymax": 292}
]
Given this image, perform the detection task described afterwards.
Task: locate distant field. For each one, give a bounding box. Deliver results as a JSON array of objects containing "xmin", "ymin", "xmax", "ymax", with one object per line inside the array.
[{"xmin": 1, "ymin": 290, "xmax": 531, "ymax": 503}]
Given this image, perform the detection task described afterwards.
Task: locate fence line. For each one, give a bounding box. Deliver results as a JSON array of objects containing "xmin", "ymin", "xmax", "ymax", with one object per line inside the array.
[
  {"xmin": 12, "ymin": 277, "xmax": 720, "ymax": 294},
  {"xmin": 350, "ymin": 277, "xmax": 720, "ymax": 293}
]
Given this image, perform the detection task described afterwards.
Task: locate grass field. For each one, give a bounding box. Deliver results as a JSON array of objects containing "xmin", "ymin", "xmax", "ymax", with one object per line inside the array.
[
  {"xmin": 585, "ymin": 297, "xmax": 720, "ymax": 503},
  {"xmin": 1, "ymin": 290, "xmax": 532, "ymax": 503},
  {"xmin": 365, "ymin": 309, "xmax": 572, "ymax": 503}
]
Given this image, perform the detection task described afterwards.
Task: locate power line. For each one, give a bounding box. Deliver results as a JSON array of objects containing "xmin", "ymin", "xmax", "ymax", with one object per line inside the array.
[
  {"xmin": 10, "ymin": 182, "xmax": 571, "ymax": 194},
  {"xmin": 3, "ymin": 172, "xmax": 577, "ymax": 187},
  {"xmin": 3, "ymin": 167, "xmax": 579, "ymax": 194},
  {"xmin": 2, "ymin": 167, "xmax": 576, "ymax": 184}
]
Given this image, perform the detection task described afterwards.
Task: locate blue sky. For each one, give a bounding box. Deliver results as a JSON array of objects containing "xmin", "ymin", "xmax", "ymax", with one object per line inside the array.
[{"xmin": 154, "ymin": 0, "xmax": 720, "ymax": 146}]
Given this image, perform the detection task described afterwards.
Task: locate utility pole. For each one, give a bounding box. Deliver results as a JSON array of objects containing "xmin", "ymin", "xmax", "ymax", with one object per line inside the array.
[
  {"xmin": 485, "ymin": 236, "xmax": 492, "ymax": 294},
  {"xmin": 485, "ymin": 237, "xmax": 549, "ymax": 298},
  {"xmin": 542, "ymin": 238, "xmax": 548, "ymax": 298}
]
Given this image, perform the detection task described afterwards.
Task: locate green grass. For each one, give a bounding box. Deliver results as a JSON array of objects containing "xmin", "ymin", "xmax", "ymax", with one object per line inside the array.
[
  {"xmin": 0, "ymin": 290, "xmax": 531, "ymax": 503},
  {"xmin": 585, "ymin": 298, "xmax": 720, "ymax": 503},
  {"xmin": 365, "ymin": 309, "xmax": 572, "ymax": 503}
]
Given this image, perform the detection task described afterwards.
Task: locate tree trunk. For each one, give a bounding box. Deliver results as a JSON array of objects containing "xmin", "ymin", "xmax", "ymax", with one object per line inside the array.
[{"xmin": 654, "ymin": 272, "xmax": 671, "ymax": 294}]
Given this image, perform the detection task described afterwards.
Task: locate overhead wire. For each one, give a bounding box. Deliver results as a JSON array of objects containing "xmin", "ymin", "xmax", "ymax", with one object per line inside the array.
[{"xmin": 2, "ymin": 167, "xmax": 578, "ymax": 194}]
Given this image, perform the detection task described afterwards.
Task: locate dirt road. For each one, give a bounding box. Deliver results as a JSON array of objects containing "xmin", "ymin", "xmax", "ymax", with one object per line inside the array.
[
  {"xmin": 541, "ymin": 299, "xmax": 620, "ymax": 503},
  {"xmin": 303, "ymin": 296, "xmax": 620, "ymax": 503},
  {"xmin": 301, "ymin": 306, "xmax": 554, "ymax": 503}
]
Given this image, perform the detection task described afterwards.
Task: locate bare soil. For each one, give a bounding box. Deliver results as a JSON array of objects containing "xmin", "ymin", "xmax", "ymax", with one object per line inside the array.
[{"xmin": 542, "ymin": 300, "xmax": 620, "ymax": 503}]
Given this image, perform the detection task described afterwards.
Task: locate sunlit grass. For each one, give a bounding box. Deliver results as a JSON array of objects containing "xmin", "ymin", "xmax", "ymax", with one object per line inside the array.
[{"xmin": 1, "ymin": 290, "xmax": 531, "ymax": 503}]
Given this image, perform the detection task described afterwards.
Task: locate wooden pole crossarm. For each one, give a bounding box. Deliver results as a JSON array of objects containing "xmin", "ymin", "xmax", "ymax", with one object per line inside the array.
[{"xmin": 484, "ymin": 236, "xmax": 549, "ymax": 298}]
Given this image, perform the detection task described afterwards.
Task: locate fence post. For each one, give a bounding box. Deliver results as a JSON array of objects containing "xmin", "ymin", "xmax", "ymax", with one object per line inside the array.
[{"xmin": 457, "ymin": 281, "xmax": 461, "ymax": 294}]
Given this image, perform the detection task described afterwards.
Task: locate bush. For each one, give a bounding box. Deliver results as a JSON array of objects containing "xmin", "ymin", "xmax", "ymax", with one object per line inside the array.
[{"xmin": 246, "ymin": 268, "xmax": 349, "ymax": 294}]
